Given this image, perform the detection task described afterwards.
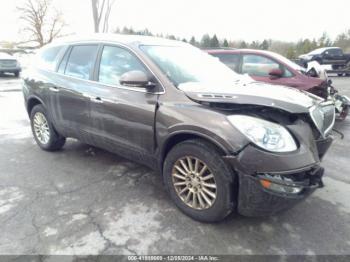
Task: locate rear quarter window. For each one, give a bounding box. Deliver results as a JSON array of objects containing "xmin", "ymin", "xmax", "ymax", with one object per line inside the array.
[{"xmin": 37, "ymin": 46, "xmax": 63, "ymax": 71}]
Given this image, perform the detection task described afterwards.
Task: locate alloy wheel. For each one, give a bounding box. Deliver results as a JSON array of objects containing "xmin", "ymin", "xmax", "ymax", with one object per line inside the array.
[
  {"xmin": 171, "ymin": 156, "xmax": 217, "ymax": 210},
  {"xmin": 33, "ymin": 112, "xmax": 50, "ymax": 144}
]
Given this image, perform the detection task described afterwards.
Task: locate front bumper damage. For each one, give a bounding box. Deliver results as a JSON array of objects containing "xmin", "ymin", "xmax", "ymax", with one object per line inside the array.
[
  {"xmin": 236, "ymin": 166, "xmax": 324, "ymax": 216},
  {"xmin": 224, "ymin": 135, "xmax": 332, "ymax": 217}
]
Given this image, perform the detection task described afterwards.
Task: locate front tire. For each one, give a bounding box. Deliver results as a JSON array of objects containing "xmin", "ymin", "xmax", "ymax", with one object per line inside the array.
[
  {"xmin": 163, "ymin": 139, "xmax": 236, "ymax": 222},
  {"xmin": 14, "ymin": 71, "xmax": 20, "ymax": 77},
  {"xmin": 30, "ymin": 104, "xmax": 66, "ymax": 151}
]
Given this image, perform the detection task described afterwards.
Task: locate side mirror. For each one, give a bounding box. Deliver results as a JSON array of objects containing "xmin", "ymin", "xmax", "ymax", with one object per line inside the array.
[
  {"xmin": 119, "ymin": 70, "xmax": 155, "ymax": 88},
  {"xmin": 268, "ymin": 68, "xmax": 283, "ymax": 78}
]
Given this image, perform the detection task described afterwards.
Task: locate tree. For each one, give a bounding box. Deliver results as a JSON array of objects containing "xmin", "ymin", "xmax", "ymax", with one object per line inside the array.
[
  {"xmin": 260, "ymin": 39, "xmax": 269, "ymax": 50},
  {"xmin": 200, "ymin": 34, "xmax": 211, "ymax": 48},
  {"xmin": 286, "ymin": 46, "xmax": 296, "ymax": 59},
  {"xmin": 17, "ymin": 0, "xmax": 65, "ymax": 47},
  {"xmin": 222, "ymin": 39, "xmax": 229, "ymax": 47},
  {"xmin": 318, "ymin": 32, "xmax": 332, "ymax": 47},
  {"xmin": 167, "ymin": 35, "xmax": 176, "ymax": 40},
  {"xmin": 250, "ymin": 41, "xmax": 260, "ymax": 49},
  {"xmin": 239, "ymin": 41, "xmax": 248, "ymax": 48},
  {"xmin": 334, "ymin": 31, "xmax": 350, "ymax": 52},
  {"xmin": 210, "ymin": 34, "xmax": 220, "ymax": 48},
  {"xmin": 189, "ymin": 36, "xmax": 197, "ymax": 46},
  {"xmin": 91, "ymin": 0, "xmax": 116, "ymax": 33}
]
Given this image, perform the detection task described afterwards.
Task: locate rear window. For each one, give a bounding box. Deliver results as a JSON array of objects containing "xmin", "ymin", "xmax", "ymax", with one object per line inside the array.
[
  {"xmin": 212, "ymin": 53, "xmax": 240, "ymax": 72},
  {"xmin": 37, "ymin": 46, "xmax": 63, "ymax": 71},
  {"xmin": 64, "ymin": 45, "xmax": 99, "ymax": 80}
]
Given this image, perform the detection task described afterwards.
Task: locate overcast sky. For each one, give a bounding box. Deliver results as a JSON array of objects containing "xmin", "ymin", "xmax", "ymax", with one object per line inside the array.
[{"xmin": 1, "ymin": 0, "xmax": 349, "ymax": 43}]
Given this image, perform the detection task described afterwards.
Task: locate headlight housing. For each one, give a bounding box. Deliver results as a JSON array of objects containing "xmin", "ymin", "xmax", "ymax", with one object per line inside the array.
[{"xmin": 227, "ymin": 115, "xmax": 297, "ymax": 152}]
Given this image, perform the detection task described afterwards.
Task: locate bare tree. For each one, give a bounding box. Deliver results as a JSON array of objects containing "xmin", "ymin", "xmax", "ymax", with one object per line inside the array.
[
  {"xmin": 17, "ymin": 0, "xmax": 65, "ymax": 47},
  {"xmin": 91, "ymin": 0, "xmax": 116, "ymax": 33}
]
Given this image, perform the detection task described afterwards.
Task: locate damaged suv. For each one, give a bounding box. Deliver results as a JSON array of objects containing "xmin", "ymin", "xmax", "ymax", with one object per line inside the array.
[{"xmin": 23, "ymin": 35, "xmax": 335, "ymax": 222}]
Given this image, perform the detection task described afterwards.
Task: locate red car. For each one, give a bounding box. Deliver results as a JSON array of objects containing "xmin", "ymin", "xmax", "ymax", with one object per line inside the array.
[{"xmin": 207, "ymin": 49, "xmax": 328, "ymax": 99}]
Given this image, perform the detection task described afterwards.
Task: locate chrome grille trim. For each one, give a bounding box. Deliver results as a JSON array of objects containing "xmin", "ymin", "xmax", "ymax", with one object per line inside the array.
[{"xmin": 309, "ymin": 101, "xmax": 335, "ymax": 138}]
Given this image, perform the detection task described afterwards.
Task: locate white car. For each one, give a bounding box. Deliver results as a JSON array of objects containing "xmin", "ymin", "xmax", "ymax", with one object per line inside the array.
[{"xmin": 0, "ymin": 52, "xmax": 21, "ymax": 77}]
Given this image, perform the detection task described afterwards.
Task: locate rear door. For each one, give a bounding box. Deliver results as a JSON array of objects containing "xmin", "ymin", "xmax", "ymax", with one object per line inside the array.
[
  {"xmin": 24, "ymin": 45, "xmax": 66, "ymax": 125},
  {"xmin": 88, "ymin": 44, "xmax": 161, "ymax": 164},
  {"xmin": 53, "ymin": 44, "xmax": 99, "ymax": 140}
]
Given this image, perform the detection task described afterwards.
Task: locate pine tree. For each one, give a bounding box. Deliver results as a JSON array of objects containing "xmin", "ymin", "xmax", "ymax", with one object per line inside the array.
[
  {"xmin": 210, "ymin": 34, "xmax": 220, "ymax": 48},
  {"xmin": 190, "ymin": 36, "xmax": 197, "ymax": 46},
  {"xmin": 260, "ymin": 39, "xmax": 269, "ymax": 50},
  {"xmin": 200, "ymin": 34, "xmax": 211, "ymax": 48},
  {"xmin": 223, "ymin": 39, "xmax": 229, "ymax": 47},
  {"xmin": 239, "ymin": 41, "xmax": 248, "ymax": 48}
]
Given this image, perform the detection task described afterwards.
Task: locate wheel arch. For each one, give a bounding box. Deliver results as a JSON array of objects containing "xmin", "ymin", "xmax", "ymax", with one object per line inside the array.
[
  {"xmin": 26, "ymin": 96, "xmax": 45, "ymax": 115},
  {"xmin": 160, "ymin": 131, "xmax": 230, "ymax": 171}
]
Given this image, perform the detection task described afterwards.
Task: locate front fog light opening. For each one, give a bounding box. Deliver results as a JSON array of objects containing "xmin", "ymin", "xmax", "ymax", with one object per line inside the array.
[{"xmin": 260, "ymin": 179, "xmax": 303, "ymax": 194}]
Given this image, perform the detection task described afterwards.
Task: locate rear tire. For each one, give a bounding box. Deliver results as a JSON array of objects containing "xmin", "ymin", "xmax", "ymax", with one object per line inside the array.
[
  {"xmin": 163, "ymin": 139, "xmax": 236, "ymax": 222},
  {"xmin": 30, "ymin": 104, "xmax": 66, "ymax": 151},
  {"xmin": 338, "ymin": 73, "xmax": 344, "ymax": 77}
]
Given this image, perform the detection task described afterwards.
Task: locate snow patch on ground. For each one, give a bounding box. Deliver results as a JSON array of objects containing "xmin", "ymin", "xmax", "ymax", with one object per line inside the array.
[
  {"xmin": 49, "ymin": 231, "xmax": 106, "ymax": 255},
  {"xmin": 103, "ymin": 203, "xmax": 166, "ymax": 254},
  {"xmin": 44, "ymin": 227, "xmax": 58, "ymax": 237},
  {"xmin": 0, "ymin": 187, "xmax": 24, "ymax": 214}
]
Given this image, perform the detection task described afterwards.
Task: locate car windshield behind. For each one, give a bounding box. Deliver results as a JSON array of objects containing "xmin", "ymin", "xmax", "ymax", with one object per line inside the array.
[{"xmin": 140, "ymin": 45, "xmax": 242, "ymax": 86}]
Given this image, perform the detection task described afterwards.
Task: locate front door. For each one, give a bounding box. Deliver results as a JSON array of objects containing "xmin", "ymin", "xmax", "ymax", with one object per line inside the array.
[
  {"xmin": 241, "ymin": 54, "xmax": 299, "ymax": 87},
  {"xmin": 88, "ymin": 45, "xmax": 160, "ymax": 165}
]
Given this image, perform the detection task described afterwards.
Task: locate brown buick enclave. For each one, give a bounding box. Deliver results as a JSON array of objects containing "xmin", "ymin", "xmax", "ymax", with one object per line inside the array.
[{"xmin": 22, "ymin": 34, "xmax": 335, "ymax": 222}]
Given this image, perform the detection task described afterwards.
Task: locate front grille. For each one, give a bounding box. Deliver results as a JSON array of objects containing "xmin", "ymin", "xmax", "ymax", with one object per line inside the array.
[
  {"xmin": 0, "ymin": 59, "xmax": 17, "ymax": 68},
  {"xmin": 310, "ymin": 102, "xmax": 335, "ymax": 138}
]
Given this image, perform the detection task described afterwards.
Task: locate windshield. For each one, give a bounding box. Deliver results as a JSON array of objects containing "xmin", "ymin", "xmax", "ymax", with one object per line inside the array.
[
  {"xmin": 140, "ymin": 45, "xmax": 242, "ymax": 86},
  {"xmin": 307, "ymin": 48, "xmax": 327, "ymax": 55}
]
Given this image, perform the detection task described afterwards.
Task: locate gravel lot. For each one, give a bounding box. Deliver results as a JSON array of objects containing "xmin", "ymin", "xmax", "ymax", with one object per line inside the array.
[{"xmin": 0, "ymin": 74, "xmax": 349, "ymax": 256}]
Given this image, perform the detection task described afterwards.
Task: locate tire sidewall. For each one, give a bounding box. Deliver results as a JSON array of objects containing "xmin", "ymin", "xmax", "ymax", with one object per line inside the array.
[
  {"xmin": 30, "ymin": 105, "xmax": 58, "ymax": 150},
  {"xmin": 163, "ymin": 140, "xmax": 235, "ymax": 222}
]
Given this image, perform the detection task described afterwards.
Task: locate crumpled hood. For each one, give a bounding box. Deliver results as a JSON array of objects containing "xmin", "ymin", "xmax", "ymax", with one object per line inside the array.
[{"xmin": 178, "ymin": 80, "xmax": 323, "ymax": 113}]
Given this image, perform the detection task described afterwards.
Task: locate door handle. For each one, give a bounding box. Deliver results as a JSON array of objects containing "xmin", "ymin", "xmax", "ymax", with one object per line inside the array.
[
  {"xmin": 82, "ymin": 93, "xmax": 104, "ymax": 103},
  {"xmin": 49, "ymin": 86, "xmax": 59, "ymax": 92},
  {"xmin": 90, "ymin": 97, "xmax": 103, "ymax": 104}
]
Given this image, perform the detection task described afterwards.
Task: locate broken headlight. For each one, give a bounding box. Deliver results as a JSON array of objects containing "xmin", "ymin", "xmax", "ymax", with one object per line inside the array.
[{"xmin": 227, "ymin": 115, "xmax": 297, "ymax": 152}]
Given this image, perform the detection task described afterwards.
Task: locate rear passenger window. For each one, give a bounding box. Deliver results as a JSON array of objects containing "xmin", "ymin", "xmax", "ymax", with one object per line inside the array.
[
  {"xmin": 37, "ymin": 46, "xmax": 63, "ymax": 71},
  {"xmin": 65, "ymin": 45, "xmax": 98, "ymax": 80},
  {"xmin": 212, "ymin": 53, "xmax": 240, "ymax": 72}
]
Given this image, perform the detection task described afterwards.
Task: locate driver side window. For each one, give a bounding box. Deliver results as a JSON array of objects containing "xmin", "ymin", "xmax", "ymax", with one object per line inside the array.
[
  {"xmin": 242, "ymin": 54, "xmax": 280, "ymax": 77},
  {"xmin": 98, "ymin": 45, "xmax": 148, "ymax": 86}
]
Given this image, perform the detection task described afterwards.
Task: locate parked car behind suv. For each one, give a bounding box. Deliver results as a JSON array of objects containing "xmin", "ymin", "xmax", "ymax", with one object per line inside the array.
[
  {"xmin": 23, "ymin": 35, "xmax": 335, "ymax": 222},
  {"xmin": 207, "ymin": 49, "xmax": 349, "ymax": 119},
  {"xmin": 207, "ymin": 49, "xmax": 329, "ymax": 98},
  {"xmin": 0, "ymin": 52, "xmax": 21, "ymax": 77}
]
